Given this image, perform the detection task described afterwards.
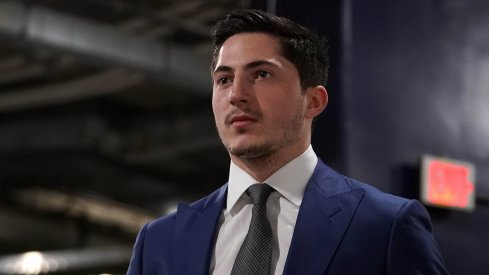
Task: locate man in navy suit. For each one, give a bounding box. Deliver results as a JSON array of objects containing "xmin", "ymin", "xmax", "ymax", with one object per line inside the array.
[{"xmin": 127, "ymin": 9, "xmax": 448, "ymax": 275}]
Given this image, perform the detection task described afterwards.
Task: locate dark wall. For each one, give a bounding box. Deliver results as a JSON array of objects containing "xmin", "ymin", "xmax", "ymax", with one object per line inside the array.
[
  {"xmin": 348, "ymin": 0, "xmax": 489, "ymax": 198},
  {"xmin": 276, "ymin": 0, "xmax": 346, "ymax": 171},
  {"xmin": 346, "ymin": 2, "xmax": 489, "ymax": 274},
  {"xmin": 271, "ymin": 1, "xmax": 489, "ymax": 274}
]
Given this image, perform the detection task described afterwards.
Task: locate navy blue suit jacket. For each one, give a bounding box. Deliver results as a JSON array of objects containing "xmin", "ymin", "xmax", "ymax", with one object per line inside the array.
[{"xmin": 127, "ymin": 160, "xmax": 448, "ymax": 274}]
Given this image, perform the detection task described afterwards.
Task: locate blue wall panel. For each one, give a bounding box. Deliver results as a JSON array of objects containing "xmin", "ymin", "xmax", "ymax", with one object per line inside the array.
[{"xmin": 271, "ymin": 1, "xmax": 489, "ymax": 274}]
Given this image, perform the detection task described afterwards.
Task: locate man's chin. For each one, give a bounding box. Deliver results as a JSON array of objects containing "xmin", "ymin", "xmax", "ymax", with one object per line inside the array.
[{"xmin": 226, "ymin": 143, "xmax": 275, "ymax": 159}]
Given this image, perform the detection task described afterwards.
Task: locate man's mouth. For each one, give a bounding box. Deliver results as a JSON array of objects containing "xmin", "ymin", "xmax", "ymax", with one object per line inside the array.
[
  {"xmin": 228, "ymin": 114, "xmax": 257, "ymax": 127},
  {"xmin": 225, "ymin": 109, "xmax": 260, "ymax": 127}
]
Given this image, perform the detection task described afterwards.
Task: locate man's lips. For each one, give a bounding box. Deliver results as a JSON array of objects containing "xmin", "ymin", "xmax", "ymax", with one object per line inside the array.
[
  {"xmin": 229, "ymin": 115, "xmax": 257, "ymax": 126},
  {"xmin": 225, "ymin": 112, "xmax": 259, "ymax": 127}
]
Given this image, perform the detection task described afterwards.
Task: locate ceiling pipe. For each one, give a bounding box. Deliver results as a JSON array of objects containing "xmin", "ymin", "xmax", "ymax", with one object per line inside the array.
[
  {"xmin": 0, "ymin": 68, "xmax": 144, "ymax": 112},
  {"xmin": 0, "ymin": 0, "xmax": 211, "ymax": 94}
]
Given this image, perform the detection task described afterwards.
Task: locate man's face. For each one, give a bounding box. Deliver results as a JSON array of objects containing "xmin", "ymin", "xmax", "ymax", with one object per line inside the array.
[{"xmin": 212, "ymin": 33, "xmax": 312, "ymax": 161}]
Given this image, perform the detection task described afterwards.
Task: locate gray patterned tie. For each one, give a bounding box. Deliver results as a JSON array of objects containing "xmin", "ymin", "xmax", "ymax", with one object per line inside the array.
[{"xmin": 231, "ymin": 183, "xmax": 273, "ymax": 275}]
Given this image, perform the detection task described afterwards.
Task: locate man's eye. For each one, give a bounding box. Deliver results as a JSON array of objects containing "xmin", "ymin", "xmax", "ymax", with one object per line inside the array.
[
  {"xmin": 217, "ymin": 76, "xmax": 231, "ymax": 85},
  {"xmin": 256, "ymin": 71, "xmax": 270, "ymax": 79}
]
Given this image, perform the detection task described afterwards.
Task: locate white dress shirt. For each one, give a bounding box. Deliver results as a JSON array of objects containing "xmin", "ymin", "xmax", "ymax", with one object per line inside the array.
[{"xmin": 210, "ymin": 146, "xmax": 318, "ymax": 275}]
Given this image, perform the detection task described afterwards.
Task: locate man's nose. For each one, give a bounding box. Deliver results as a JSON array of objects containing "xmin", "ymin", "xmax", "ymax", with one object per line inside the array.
[{"xmin": 228, "ymin": 77, "xmax": 250, "ymax": 105}]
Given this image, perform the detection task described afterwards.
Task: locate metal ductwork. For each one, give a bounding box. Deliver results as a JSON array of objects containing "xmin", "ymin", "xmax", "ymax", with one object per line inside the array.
[{"xmin": 0, "ymin": 0, "xmax": 211, "ymax": 94}]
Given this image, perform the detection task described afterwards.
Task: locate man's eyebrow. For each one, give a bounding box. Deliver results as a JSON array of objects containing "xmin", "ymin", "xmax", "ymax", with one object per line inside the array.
[
  {"xmin": 213, "ymin": 65, "xmax": 232, "ymax": 75},
  {"xmin": 245, "ymin": 60, "xmax": 279, "ymax": 70},
  {"xmin": 213, "ymin": 60, "xmax": 279, "ymax": 75}
]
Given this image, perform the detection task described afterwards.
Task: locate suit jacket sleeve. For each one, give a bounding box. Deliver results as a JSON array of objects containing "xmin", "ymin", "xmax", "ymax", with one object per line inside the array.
[
  {"xmin": 127, "ymin": 223, "xmax": 148, "ymax": 275},
  {"xmin": 387, "ymin": 200, "xmax": 449, "ymax": 275}
]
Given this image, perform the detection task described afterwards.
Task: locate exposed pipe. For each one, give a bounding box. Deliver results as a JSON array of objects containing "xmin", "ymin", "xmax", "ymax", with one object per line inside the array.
[
  {"xmin": 0, "ymin": 68, "xmax": 144, "ymax": 112},
  {"xmin": 0, "ymin": 0, "xmax": 211, "ymax": 94}
]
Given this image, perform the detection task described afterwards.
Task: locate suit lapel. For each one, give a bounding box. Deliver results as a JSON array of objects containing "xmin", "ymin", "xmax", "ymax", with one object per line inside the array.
[
  {"xmin": 173, "ymin": 185, "xmax": 227, "ymax": 275},
  {"xmin": 283, "ymin": 161, "xmax": 365, "ymax": 275}
]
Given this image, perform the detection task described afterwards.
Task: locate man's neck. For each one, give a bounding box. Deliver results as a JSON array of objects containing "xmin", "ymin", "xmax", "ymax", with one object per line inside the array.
[{"xmin": 230, "ymin": 144, "xmax": 310, "ymax": 182}]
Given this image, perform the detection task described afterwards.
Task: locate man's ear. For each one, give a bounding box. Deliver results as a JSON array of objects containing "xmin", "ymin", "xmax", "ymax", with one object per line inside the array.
[{"xmin": 305, "ymin": 85, "xmax": 328, "ymax": 119}]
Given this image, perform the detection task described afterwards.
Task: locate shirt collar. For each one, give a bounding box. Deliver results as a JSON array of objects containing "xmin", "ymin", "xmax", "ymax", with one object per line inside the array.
[{"xmin": 227, "ymin": 145, "xmax": 318, "ymax": 211}]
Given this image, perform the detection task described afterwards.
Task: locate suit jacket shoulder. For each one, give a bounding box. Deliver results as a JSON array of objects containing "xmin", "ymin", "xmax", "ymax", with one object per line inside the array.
[
  {"xmin": 127, "ymin": 185, "xmax": 227, "ymax": 275},
  {"xmin": 284, "ymin": 160, "xmax": 448, "ymax": 275}
]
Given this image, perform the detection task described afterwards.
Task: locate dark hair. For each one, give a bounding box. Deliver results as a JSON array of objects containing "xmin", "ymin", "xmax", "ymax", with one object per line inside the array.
[{"xmin": 211, "ymin": 9, "xmax": 329, "ymax": 88}]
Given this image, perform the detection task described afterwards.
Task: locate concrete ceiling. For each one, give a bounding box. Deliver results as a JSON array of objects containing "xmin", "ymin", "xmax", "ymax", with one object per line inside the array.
[{"xmin": 0, "ymin": 0, "xmax": 246, "ymax": 273}]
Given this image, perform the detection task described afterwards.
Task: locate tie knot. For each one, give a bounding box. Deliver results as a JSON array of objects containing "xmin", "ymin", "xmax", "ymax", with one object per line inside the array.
[{"xmin": 246, "ymin": 184, "xmax": 273, "ymax": 205}]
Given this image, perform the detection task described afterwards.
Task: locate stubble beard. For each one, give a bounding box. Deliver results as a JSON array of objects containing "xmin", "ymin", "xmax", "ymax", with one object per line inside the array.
[
  {"xmin": 227, "ymin": 141, "xmax": 277, "ymax": 159},
  {"xmin": 223, "ymin": 110, "xmax": 305, "ymax": 164}
]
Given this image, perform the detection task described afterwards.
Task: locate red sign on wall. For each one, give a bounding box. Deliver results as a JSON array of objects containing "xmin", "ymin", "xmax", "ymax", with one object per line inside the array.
[{"xmin": 421, "ymin": 155, "xmax": 475, "ymax": 211}]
